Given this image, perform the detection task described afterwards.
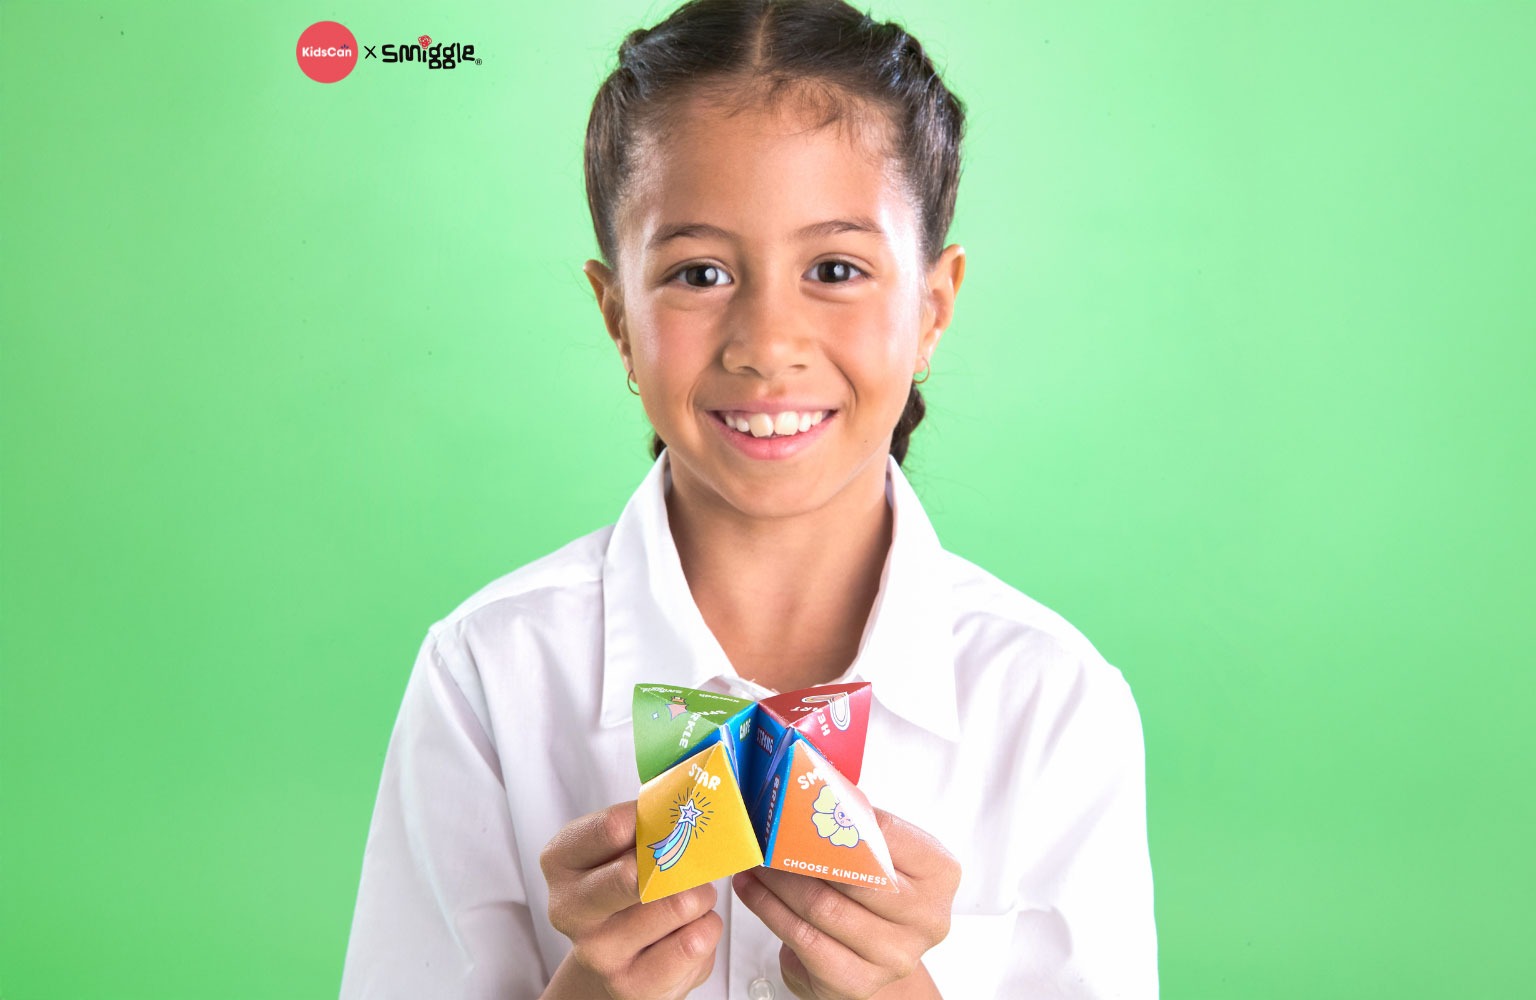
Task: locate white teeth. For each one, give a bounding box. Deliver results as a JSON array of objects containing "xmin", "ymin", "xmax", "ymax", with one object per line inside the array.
[{"xmin": 726, "ymin": 410, "xmax": 829, "ymax": 438}]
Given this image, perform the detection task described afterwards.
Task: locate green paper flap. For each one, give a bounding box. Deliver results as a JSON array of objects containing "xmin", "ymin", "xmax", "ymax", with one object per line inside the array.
[{"xmin": 632, "ymin": 684, "xmax": 757, "ymax": 782}]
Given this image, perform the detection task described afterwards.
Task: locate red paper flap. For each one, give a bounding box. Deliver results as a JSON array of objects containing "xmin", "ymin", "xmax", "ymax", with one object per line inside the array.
[{"xmin": 758, "ymin": 682, "xmax": 872, "ymax": 783}]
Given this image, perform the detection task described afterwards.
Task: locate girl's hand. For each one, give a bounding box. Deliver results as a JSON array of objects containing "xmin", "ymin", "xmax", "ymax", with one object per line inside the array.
[
  {"xmin": 539, "ymin": 801, "xmax": 722, "ymax": 1000},
  {"xmin": 731, "ymin": 809, "xmax": 960, "ymax": 1000}
]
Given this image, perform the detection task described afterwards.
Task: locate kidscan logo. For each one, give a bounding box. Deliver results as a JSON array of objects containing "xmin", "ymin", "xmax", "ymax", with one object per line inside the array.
[{"xmin": 296, "ymin": 21, "xmax": 358, "ymax": 83}]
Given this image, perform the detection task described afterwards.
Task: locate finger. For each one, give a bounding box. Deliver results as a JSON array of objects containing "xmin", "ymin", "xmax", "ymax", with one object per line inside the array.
[
  {"xmin": 599, "ymin": 882, "xmax": 719, "ymax": 958},
  {"xmin": 732, "ymin": 870, "xmax": 881, "ymax": 984},
  {"xmin": 565, "ymin": 845, "xmax": 642, "ymax": 920},
  {"xmin": 744, "ymin": 867, "xmax": 892, "ymax": 964},
  {"xmin": 545, "ymin": 804, "xmax": 642, "ymax": 933},
  {"xmin": 541, "ymin": 801, "xmax": 637, "ymax": 874},
  {"xmin": 873, "ymin": 808, "xmax": 959, "ymax": 884},
  {"xmin": 824, "ymin": 809, "xmax": 960, "ymax": 924},
  {"xmin": 778, "ymin": 946, "xmax": 818, "ymax": 1000},
  {"xmin": 628, "ymin": 908, "xmax": 723, "ymax": 999}
]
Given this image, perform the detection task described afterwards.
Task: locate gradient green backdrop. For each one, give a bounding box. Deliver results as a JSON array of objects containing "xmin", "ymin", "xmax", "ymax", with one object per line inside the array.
[{"xmin": 2, "ymin": 2, "xmax": 1532, "ymax": 997}]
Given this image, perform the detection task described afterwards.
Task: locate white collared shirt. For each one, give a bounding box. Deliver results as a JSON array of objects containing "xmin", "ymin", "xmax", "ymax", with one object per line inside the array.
[{"xmin": 340, "ymin": 454, "xmax": 1157, "ymax": 999}]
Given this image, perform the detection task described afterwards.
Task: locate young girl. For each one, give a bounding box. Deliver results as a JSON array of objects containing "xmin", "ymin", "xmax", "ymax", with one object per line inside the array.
[{"xmin": 341, "ymin": 1, "xmax": 1156, "ymax": 997}]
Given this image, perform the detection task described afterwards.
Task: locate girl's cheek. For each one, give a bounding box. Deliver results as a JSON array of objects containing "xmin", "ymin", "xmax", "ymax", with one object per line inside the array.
[{"xmin": 643, "ymin": 322, "xmax": 713, "ymax": 370}]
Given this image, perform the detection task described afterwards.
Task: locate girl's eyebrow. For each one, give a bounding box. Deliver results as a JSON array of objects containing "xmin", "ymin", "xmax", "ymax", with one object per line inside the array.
[{"xmin": 646, "ymin": 216, "xmax": 885, "ymax": 251}]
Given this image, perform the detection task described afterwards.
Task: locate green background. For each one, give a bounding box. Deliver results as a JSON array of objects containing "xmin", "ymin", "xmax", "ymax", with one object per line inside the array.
[{"xmin": 2, "ymin": 1, "xmax": 1531, "ymax": 996}]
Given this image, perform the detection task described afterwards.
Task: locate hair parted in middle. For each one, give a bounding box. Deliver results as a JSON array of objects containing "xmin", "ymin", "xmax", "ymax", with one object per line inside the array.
[{"xmin": 583, "ymin": 0, "xmax": 966, "ymax": 466}]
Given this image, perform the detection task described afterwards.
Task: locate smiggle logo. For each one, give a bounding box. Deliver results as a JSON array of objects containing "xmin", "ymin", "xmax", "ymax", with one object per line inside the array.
[{"xmin": 367, "ymin": 32, "xmax": 481, "ymax": 69}]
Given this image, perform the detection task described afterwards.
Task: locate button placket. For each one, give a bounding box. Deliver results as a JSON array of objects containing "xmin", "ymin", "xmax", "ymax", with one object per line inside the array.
[{"xmin": 727, "ymin": 871, "xmax": 783, "ymax": 999}]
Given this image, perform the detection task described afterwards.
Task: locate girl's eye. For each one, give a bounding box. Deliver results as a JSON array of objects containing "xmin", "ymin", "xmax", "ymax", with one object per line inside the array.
[
  {"xmin": 811, "ymin": 260, "xmax": 863, "ymax": 283},
  {"xmin": 675, "ymin": 264, "xmax": 731, "ymax": 288}
]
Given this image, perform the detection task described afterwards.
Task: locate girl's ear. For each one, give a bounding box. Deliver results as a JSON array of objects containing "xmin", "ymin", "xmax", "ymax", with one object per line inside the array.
[
  {"xmin": 918, "ymin": 243, "xmax": 967, "ymax": 365},
  {"xmin": 583, "ymin": 259, "xmax": 632, "ymax": 370}
]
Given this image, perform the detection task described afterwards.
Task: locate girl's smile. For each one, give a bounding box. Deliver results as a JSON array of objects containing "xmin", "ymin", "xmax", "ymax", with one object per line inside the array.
[
  {"xmin": 710, "ymin": 407, "xmax": 836, "ymax": 461},
  {"xmin": 585, "ymin": 85, "xmax": 963, "ymax": 523}
]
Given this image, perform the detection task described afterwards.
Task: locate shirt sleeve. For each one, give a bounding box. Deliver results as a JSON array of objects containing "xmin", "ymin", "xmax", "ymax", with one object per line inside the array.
[
  {"xmin": 1006, "ymin": 663, "xmax": 1159, "ymax": 998},
  {"xmin": 340, "ymin": 627, "xmax": 548, "ymax": 1000}
]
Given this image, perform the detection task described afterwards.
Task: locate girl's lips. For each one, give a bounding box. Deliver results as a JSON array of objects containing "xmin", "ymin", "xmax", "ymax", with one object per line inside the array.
[
  {"xmin": 713, "ymin": 408, "xmax": 831, "ymax": 438},
  {"xmin": 710, "ymin": 409, "xmax": 837, "ymax": 459}
]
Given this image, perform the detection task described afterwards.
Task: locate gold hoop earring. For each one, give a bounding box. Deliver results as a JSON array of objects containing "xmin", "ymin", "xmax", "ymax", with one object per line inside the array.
[
  {"xmin": 626, "ymin": 369, "xmax": 640, "ymax": 395},
  {"xmin": 913, "ymin": 358, "xmax": 932, "ymax": 384}
]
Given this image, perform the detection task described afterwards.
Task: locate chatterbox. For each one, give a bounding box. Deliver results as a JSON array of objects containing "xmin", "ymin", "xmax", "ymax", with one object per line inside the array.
[{"xmin": 633, "ymin": 682, "xmax": 896, "ymax": 902}]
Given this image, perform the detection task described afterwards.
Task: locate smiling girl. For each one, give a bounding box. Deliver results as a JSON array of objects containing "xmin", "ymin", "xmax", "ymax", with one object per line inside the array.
[{"xmin": 341, "ymin": 2, "xmax": 1156, "ymax": 998}]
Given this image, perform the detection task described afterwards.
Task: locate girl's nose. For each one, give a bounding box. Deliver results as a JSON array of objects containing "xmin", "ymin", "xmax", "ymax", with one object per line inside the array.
[{"xmin": 720, "ymin": 279, "xmax": 812, "ymax": 380}]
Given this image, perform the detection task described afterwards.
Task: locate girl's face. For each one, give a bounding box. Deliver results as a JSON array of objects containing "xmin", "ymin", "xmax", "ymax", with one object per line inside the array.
[{"xmin": 585, "ymin": 89, "xmax": 965, "ymax": 524}]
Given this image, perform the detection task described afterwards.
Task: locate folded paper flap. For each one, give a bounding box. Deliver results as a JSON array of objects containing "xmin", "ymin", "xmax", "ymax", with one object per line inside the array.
[
  {"xmin": 632, "ymin": 684, "xmax": 756, "ymax": 783},
  {"xmin": 760, "ymin": 740, "xmax": 897, "ymax": 891},
  {"xmin": 636, "ymin": 742, "xmax": 763, "ymax": 903},
  {"xmin": 758, "ymin": 682, "xmax": 873, "ymax": 784}
]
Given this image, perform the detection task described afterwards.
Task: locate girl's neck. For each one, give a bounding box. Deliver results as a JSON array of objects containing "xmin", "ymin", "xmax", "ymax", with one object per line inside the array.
[{"xmin": 665, "ymin": 460, "xmax": 893, "ymax": 693}]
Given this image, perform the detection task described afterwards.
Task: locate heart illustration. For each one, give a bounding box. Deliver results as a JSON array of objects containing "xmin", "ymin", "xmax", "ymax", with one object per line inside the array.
[{"xmin": 417, "ymin": 34, "xmax": 432, "ymax": 50}]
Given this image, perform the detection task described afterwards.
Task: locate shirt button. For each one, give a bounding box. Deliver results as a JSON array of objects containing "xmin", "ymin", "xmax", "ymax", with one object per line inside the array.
[{"xmin": 747, "ymin": 977, "xmax": 776, "ymax": 1000}]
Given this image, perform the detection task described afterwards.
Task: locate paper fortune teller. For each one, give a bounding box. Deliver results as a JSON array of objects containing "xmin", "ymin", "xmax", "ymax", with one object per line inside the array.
[{"xmin": 632, "ymin": 681, "xmax": 897, "ymax": 902}]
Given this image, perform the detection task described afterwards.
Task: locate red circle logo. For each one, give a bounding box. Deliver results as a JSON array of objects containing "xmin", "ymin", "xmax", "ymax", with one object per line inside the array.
[{"xmin": 296, "ymin": 21, "xmax": 358, "ymax": 83}]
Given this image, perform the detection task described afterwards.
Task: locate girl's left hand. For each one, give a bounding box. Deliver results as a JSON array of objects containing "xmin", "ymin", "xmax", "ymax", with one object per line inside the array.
[{"xmin": 730, "ymin": 808, "xmax": 960, "ymax": 1000}]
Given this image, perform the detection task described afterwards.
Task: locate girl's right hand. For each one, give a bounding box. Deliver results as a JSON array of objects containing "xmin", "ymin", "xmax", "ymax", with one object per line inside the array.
[{"xmin": 539, "ymin": 801, "xmax": 723, "ymax": 1000}]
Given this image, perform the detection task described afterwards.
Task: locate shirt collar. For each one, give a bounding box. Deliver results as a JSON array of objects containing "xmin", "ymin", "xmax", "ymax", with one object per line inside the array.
[{"xmin": 600, "ymin": 453, "xmax": 960, "ymax": 743}]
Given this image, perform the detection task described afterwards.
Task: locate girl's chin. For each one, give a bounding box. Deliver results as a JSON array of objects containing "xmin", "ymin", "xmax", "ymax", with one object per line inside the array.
[{"xmin": 664, "ymin": 440, "xmax": 890, "ymax": 524}]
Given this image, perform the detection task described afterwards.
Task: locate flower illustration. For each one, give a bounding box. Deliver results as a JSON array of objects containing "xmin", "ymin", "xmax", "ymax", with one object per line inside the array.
[{"xmin": 810, "ymin": 785, "xmax": 860, "ymax": 848}]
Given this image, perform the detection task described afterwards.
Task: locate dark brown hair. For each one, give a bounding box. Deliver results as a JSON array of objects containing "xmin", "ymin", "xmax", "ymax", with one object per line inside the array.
[{"xmin": 584, "ymin": 0, "xmax": 964, "ymax": 465}]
